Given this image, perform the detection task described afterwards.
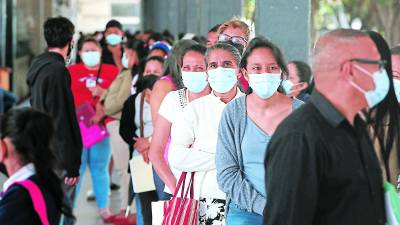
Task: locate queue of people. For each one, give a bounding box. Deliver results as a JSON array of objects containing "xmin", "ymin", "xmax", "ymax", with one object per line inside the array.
[{"xmin": 0, "ymin": 12, "xmax": 398, "ymax": 225}]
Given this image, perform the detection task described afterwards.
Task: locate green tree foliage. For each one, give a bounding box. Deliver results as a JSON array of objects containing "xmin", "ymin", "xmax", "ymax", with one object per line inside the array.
[{"xmin": 313, "ymin": 0, "xmax": 400, "ymax": 46}]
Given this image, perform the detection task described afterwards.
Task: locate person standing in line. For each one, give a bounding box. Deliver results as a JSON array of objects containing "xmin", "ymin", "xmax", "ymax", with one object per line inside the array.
[
  {"xmin": 216, "ymin": 37, "xmax": 303, "ymax": 225},
  {"xmin": 149, "ymin": 44, "xmax": 211, "ymax": 193},
  {"xmin": 68, "ymin": 37, "xmax": 120, "ymax": 223},
  {"xmin": 149, "ymin": 39, "xmax": 197, "ymax": 200},
  {"xmin": 26, "ymin": 17, "xmax": 81, "ymax": 225},
  {"xmin": 101, "ymin": 19, "xmax": 125, "ymax": 71},
  {"xmin": 264, "ymin": 29, "xmax": 391, "ymax": 225},
  {"xmin": 207, "ymin": 24, "xmax": 221, "ymax": 47},
  {"xmin": 169, "ymin": 43, "xmax": 244, "ymax": 225},
  {"xmin": 283, "ymin": 61, "xmax": 313, "ymax": 102}
]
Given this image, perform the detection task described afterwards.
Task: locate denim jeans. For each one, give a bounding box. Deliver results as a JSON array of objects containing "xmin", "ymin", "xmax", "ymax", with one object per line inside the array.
[
  {"xmin": 75, "ymin": 137, "xmax": 112, "ymax": 209},
  {"xmin": 152, "ymin": 168, "xmax": 171, "ymax": 200},
  {"xmin": 226, "ymin": 202, "xmax": 263, "ymax": 225}
]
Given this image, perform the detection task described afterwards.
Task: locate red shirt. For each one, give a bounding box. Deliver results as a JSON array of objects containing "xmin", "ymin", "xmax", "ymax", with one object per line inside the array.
[{"xmin": 69, "ymin": 63, "xmax": 119, "ymax": 106}]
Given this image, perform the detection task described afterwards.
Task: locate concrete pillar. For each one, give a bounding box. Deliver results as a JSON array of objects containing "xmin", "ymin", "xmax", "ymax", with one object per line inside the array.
[
  {"xmin": 255, "ymin": 0, "xmax": 311, "ymax": 62},
  {"xmin": 143, "ymin": 0, "xmax": 242, "ymax": 37}
]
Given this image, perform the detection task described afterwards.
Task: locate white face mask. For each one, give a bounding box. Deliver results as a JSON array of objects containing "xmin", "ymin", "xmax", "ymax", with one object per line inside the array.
[
  {"xmin": 248, "ymin": 73, "xmax": 281, "ymax": 99},
  {"xmin": 81, "ymin": 51, "xmax": 101, "ymax": 67},
  {"xmin": 207, "ymin": 67, "xmax": 237, "ymax": 93},
  {"xmin": 122, "ymin": 53, "xmax": 129, "ymax": 69},
  {"xmin": 393, "ymin": 79, "xmax": 400, "ymax": 103},
  {"xmin": 350, "ymin": 65, "xmax": 390, "ymax": 108},
  {"xmin": 181, "ymin": 71, "xmax": 208, "ymax": 93}
]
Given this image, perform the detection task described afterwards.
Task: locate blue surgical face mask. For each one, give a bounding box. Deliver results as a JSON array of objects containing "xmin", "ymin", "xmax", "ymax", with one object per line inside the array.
[
  {"xmin": 182, "ymin": 71, "xmax": 208, "ymax": 93},
  {"xmin": 350, "ymin": 65, "xmax": 390, "ymax": 108},
  {"xmin": 106, "ymin": 34, "xmax": 122, "ymax": 46},
  {"xmin": 81, "ymin": 51, "xmax": 101, "ymax": 67},
  {"xmin": 393, "ymin": 79, "xmax": 400, "ymax": 103},
  {"xmin": 281, "ymin": 79, "xmax": 294, "ymax": 95},
  {"xmin": 122, "ymin": 53, "xmax": 129, "ymax": 69},
  {"xmin": 248, "ymin": 73, "xmax": 281, "ymax": 99},
  {"xmin": 207, "ymin": 67, "xmax": 237, "ymax": 93}
]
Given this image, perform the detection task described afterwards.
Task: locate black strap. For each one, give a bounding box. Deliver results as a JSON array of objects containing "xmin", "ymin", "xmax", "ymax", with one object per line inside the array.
[
  {"xmin": 95, "ymin": 63, "xmax": 102, "ymax": 84},
  {"xmin": 139, "ymin": 92, "xmax": 145, "ymax": 138}
]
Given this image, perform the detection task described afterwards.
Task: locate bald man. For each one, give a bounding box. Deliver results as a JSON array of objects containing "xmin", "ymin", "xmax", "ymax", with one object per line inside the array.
[{"xmin": 263, "ymin": 29, "xmax": 388, "ymax": 225}]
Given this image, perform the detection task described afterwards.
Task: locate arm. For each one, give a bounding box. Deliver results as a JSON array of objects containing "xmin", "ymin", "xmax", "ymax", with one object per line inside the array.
[
  {"xmin": 168, "ymin": 104, "xmax": 216, "ymax": 172},
  {"xmin": 103, "ymin": 72, "xmax": 132, "ymax": 116},
  {"xmin": 45, "ymin": 67, "xmax": 82, "ymax": 178},
  {"xmin": 149, "ymin": 80, "xmax": 174, "ymax": 125},
  {"xmin": 148, "ymin": 114, "xmax": 177, "ymax": 192},
  {"xmin": 119, "ymin": 94, "xmax": 138, "ymax": 146},
  {"xmin": 264, "ymin": 132, "xmax": 319, "ymax": 225},
  {"xmin": 216, "ymin": 107, "xmax": 266, "ymax": 215}
]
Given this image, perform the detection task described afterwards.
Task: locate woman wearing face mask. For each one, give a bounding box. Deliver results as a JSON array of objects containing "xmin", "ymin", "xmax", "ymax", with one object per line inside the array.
[
  {"xmin": 215, "ymin": 37, "xmax": 303, "ymax": 225},
  {"xmin": 361, "ymin": 31, "xmax": 400, "ymax": 190},
  {"xmin": 282, "ymin": 61, "xmax": 314, "ymax": 102},
  {"xmin": 149, "ymin": 44, "xmax": 211, "ymax": 194},
  {"xmin": 169, "ymin": 43, "xmax": 244, "ymax": 224},
  {"xmin": 149, "ymin": 39, "xmax": 198, "ymax": 200},
  {"xmin": 68, "ymin": 38, "xmax": 120, "ymax": 222}
]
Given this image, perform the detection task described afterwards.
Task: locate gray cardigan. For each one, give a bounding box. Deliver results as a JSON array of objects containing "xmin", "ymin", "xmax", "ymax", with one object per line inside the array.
[{"xmin": 216, "ymin": 95, "xmax": 303, "ymax": 215}]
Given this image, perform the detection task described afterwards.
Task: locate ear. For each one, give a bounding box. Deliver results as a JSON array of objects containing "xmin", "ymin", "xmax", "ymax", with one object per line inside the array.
[{"xmin": 342, "ymin": 60, "xmax": 355, "ymax": 82}]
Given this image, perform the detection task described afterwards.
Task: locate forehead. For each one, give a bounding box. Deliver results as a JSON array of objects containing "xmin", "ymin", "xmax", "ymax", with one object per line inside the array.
[
  {"xmin": 287, "ymin": 63, "xmax": 298, "ymax": 74},
  {"xmin": 106, "ymin": 27, "xmax": 122, "ymax": 34},
  {"xmin": 222, "ymin": 27, "xmax": 245, "ymax": 39},
  {"xmin": 81, "ymin": 41, "xmax": 99, "ymax": 49},
  {"xmin": 247, "ymin": 48, "xmax": 276, "ymax": 63},
  {"xmin": 208, "ymin": 49, "xmax": 236, "ymax": 62},
  {"xmin": 145, "ymin": 60, "xmax": 163, "ymax": 68},
  {"xmin": 183, "ymin": 51, "xmax": 204, "ymax": 62}
]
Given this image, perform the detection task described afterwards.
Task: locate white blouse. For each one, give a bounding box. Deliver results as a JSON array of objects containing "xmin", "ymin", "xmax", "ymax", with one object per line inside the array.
[{"xmin": 169, "ymin": 90, "xmax": 243, "ymax": 200}]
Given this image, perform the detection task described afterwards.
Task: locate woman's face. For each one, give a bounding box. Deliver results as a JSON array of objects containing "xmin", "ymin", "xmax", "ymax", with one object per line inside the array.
[
  {"xmin": 79, "ymin": 41, "xmax": 102, "ymax": 56},
  {"xmin": 144, "ymin": 60, "xmax": 163, "ymax": 76},
  {"xmin": 207, "ymin": 49, "xmax": 238, "ymax": 71},
  {"xmin": 182, "ymin": 51, "xmax": 206, "ymax": 72},
  {"xmin": 125, "ymin": 48, "xmax": 138, "ymax": 68},
  {"xmin": 244, "ymin": 47, "xmax": 280, "ymax": 78}
]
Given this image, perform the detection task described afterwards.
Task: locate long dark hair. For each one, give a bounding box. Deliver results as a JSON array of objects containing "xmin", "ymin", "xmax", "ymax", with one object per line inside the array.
[
  {"xmin": 0, "ymin": 108, "xmax": 74, "ymax": 220},
  {"xmin": 125, "ymin": 38, "xmax": 147, "ymax": 77},
  {"xmin": 240, "ymin": 36, "xmax": 288, "ymax": 94},
  {"xmin": 365, "ymin": 31, "xmax": 400, "ymax": 179}
]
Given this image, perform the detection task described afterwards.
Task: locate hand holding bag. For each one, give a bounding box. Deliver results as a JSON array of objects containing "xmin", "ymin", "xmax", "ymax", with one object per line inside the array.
[{"xmin": 162, "ymin": 172, "xmax": 199, "ymax": 225}]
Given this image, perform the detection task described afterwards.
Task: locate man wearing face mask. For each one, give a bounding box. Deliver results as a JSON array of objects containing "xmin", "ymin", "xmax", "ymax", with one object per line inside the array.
[
  {"xmin": 101, "ymin": 19, "xmax": 125, "ymax": 71},
  {"xmin": 26, "ymin": 17, "xmax": 82, "ymax": 225},
  {"xmin": 264, "ymin": 29, "xmax": 389, "ymax": 225}
]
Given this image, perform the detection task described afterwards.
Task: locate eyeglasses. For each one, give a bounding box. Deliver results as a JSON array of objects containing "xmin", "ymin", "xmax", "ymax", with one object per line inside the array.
[
  {"xmin": 349, "ymin": 58, "xmax": 387, "ymax": 67},
  {"xmin": 218, "ymin": 33, "xmax": 248, "ymax": 46}
]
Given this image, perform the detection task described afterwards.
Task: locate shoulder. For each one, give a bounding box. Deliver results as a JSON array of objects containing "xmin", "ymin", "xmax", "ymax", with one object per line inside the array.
[
  {"xmin": 153, "ymin": 77, "xmax": 175, "ymax": 92},
  {"xmin": 101, "ymin": 64, "xmax": 119, "ymax": 74},
  {"xmin": 225, "ymin": 95, "xmax": 245, "ymax": 112}
]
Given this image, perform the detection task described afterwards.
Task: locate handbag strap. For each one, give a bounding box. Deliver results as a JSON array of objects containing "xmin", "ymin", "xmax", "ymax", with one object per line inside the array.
[
  {"xmin": 139, "ymin": 92, "xmax": 145, "ymax": 138},
  {"xmin": 13, "ymin": 180, "xmax": 50, "ymax": 225}
]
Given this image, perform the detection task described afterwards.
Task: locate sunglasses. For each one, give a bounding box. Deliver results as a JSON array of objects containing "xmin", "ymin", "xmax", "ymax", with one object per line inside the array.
[{"xmin": 218, "ymin": 33, "xmax": 247, "ymax": 46}]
